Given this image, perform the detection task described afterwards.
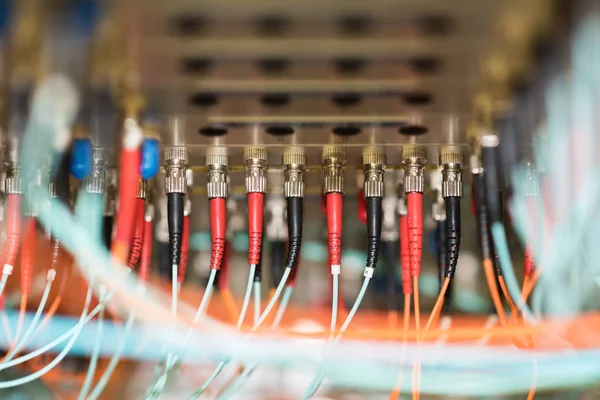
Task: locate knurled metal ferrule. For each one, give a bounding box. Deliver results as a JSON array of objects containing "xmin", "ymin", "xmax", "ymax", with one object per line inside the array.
[
  {"xmin": 362, "ymin": 147, "xmax": 386, "ymax": 198},
  {"xmin": 4, "ymin": 168, "xmax": 22, "ymax": 194},
  {"xmin": 440, "ymin": 146, "xmax": 463, "ymax": 198},
  {"xmin": 322, "ymin": 146, "xmax": 346, "ymax": 194},
  {"xmin": 470, "ymin": 154, "xmax": 483, "ymax": 174},
  {"xmin": 283, "ymin": 146, "xmax": 306, "ymax": 198},
  {"xmin": 206, "ymin": 147, "xmax": 229, "ymax": 199},
  {"xmin": 85, "ymin": 147, "xmax": 107, "ymax": 194},
  {"xmin": 522, "ymin": 163, "xmax": 540, "ymax": 197},
  {"xmin": 164, "ymin": 147, "xmax": 189, "ymax": 194},
  {"xmin": 243, "ymin": 146, "xmax": 268, "ymax": 194},
  {"xmin": 49, "ymin": 182, "xmax": 57, "ymax": 198},
  {"xmin": 138, "ymin": 178, "xmax": 147, "ymax": 199},
  {"xmin": 402, "ymin": 145, "xmax": 426, "ymax": 193}
]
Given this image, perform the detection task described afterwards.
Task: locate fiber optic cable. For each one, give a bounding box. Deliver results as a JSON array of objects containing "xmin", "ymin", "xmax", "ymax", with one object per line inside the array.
[
  {"xmin": 77, "ymin": 290, "xmax": 106, "ymax": 400},
  {"xmin": 87, "ymin": 309, "xmax": 137, "ymax": 400}
]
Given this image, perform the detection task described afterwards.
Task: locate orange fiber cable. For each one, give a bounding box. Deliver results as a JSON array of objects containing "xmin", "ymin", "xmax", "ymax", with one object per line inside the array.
[{"xmin": 424, "ymin": 277, "xmax": 450, "ymax": 333}]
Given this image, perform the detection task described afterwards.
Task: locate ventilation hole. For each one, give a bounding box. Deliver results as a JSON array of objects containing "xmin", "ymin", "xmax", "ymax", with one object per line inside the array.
[
  {"xmin": 257, "ymin": 57, "xmax": 291, "ymax": 75},
  {"xmin": 417, "ymin": 14, "xmax": 454, "ymax": 36},
  {"xmin": 199, "ymin": 126, "xmax": 228, "ymax": 137},
  {"xmin": 181, "ymin": 57, "xmax": 213, "ymax": 74},
  {"xmin": 256, "ymin": 15, "xmax": 289, "ymax": 36},
  {"xmin": 338, "ymin": 15, "xmax": 372, "ymax": 36},
  {"xmin": 260, "ymin": 93, "xmax": 291, "ymax": 108},
  {"xmin": 332, "ymin": 93, "xmax": 362, "ymax": 108},
  {"xmin": 332, "ymin": 125, "xmax": 361, "ymax": 136},
  {"xmin": 407, "ymin": 57, "xmax": 442, "ymax": 74},
  {"xmin": 171, "ymin": 15, "xmax": 207, "ymax": 36},
  {"xmin": 403, "ymin": 92, "xmax": 433, "ymax": 106},
  {"xmin": 265, "ymin": 125, "xmax": 295, "ymax": 136},
  {"xmin": 333, "ymin": 57, "xmax": 367, "ymax": 75},
  {"xmin": 399, "ymin": 125, "xmax": 428, "ymax": 136},
  {"xmin": 189, "ymin": 93, "xmax": 219, "ymax": 107}
]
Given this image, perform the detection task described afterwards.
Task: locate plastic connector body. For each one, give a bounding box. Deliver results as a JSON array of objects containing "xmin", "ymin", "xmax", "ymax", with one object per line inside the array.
[
  {"xmin": 164, "ymin": 147, "xmax": 189, "ymax": 194},
  {"xmin": 322, "ymin": 146, "xmax": 346, "ymax": 194},
  {"xmin": 205, "ymin": 147, "xmax": 229, "ymax": 199},
  {"xmin": 402, "ymin": 145, "xmax": 426, "ymax": 193},
  {"xmin": 283, "ymin": 146, "xmax": 306, "ymax": 198},
  {"xmin": 243, "ymin": 146, "xmax": 268, "ymax": 194}
]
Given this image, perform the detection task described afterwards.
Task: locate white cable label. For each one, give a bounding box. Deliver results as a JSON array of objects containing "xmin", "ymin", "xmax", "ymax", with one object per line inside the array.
[
  {"xmin": 331, "ymin": 265, "xmax": 341, "ymax": 275},
  {"xmin": 363, "ymin": 266, "xmax": 374, "ymax": 278},
  {"xmin": 3, "ymin": 264, "xmax": 13, "ymax": 275}
]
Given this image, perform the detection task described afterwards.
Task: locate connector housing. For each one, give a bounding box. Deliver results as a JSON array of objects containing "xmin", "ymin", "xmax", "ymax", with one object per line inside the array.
[
  {"xmin": 164, "ymin": 147, "xmax": 189, "ymax": 194},
  {"xmin": 243, "ymin": 146, "xmax": 268, "ymax": 194},
  {"xmin": 85, "ymin": 147, "xmax": 107, "ymax": 195},
  {"xmin": 206, "ymin": 147, "xmax": 229, "ymax": 198},
  {"xmin": 283, "ymin": 146, "xmax": 306, "ymax": 198},
  {"xmin": 362, "ymin": 146, "xmax": 386, "ymax": 198},
  {"xmin": 322, "ymin": 145, "xmax": 346, "ymax": 194},
  {"xmin": 440, "ymin": 146, "xmax": 463, "ymax": 198},
  {"xmin": 402, "ymin": 145, "xmax": 426, "ymax": 193}
]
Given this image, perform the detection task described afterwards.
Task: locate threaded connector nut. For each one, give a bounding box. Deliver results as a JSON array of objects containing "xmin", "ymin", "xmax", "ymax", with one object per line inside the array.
[
  {"xmin": 206, "ymin": 147, "xmax": 229, "ymax": 199},
  {"xmin": 322, "ymin": 146, "xmax": 346, "ymax": 194},
  {"xmin": 138, "ymin": 178, "xmax": 148, "ymax": 199},
  {"xmin": 522, "ymin": 163, "xmax": 540, "ymax": 197},
  {"xmin": 402, "ymin": 145, "xmax": 426, "ymax": 193},
  {"xmin": 164, "ymin": 147, "xmax": 189, "ymax": 194},
  {"xmin": 283, "ymin": 146, "xmax": 306, "ymax": 198},
  {"xmin": 440, "ymin": 146, "xmax": 463, "ymax": 198},
  {"xmin": 362, "ymin": 147, "xmax": 386, "ymax": 198},
  {"xmin": 243, "ymin": 146, "xmax": 268, "ymax": 194},
  {"xmin": 85, "ymin": 147, "xmax": 107, "ymax": 194},
  {"xmin": 4, "ymin": 170, "xmax": 22, "ymax": 194}
]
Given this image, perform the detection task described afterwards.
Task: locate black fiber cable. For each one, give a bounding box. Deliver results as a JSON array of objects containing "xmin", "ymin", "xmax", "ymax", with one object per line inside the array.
[
  {"xmin": 473, "ymin": 173, "xmax": 495, "ymax": 265},
  {"xmin": 254, "ymin": 228, "xmax": 264, "ymax": 283},
  {"xmin": 481, "ymin": 142, "xmax": 502, "ymax": 224},
  {"xmin": 437, "ymin": 220, "xmax": 448, "ymax": 286},
  {"xmin": 444, "ymin": 196, "xmax": 461, "ymax": 279},
  {"xmin": 167, "ymin": 193, "xmax": 184, "ymax": 267},
  {"xmin": 102, "ymin": 216, "xmax": 113, "ymax": 250},
  {"xmin": 285, "ymin": 197, "xmax": 303, "ymax": 271},
  {"xmin": 366, "ymin": 197, "xmax": 382, "ymax": 270},
  {"xmin": 270, "ymin": 240, "xmax": 286, "ymax": 288}
]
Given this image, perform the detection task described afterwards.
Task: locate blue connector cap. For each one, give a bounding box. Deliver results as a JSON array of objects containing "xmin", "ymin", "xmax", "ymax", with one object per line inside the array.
[
  {"xmin": 70, "ymin": 138, "xmax": 93, "ymax": 180},
  {"xmin": 140, "ymin": 138, "xmax": 160, "ymax": 180}
]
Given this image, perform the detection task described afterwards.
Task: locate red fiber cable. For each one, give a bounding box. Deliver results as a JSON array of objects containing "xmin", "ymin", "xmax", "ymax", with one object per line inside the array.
[
  {"xmin": 139, "ymin": 217, "xmax": 153, "ymax": 284},
  {"xmin": 326, "ymin": 193, "xmax": 343, "ymax": 270},
  {"xmin": 218, "ymin": 240, "xmax": 231, "ymax": 291},
  {"xmin": 111, "ymin": 148, "xmax": 141, "ymax": 264},
  {"xmin": 178, "ymin": 215, "xmax": 190, "ymax": 284},
  {"xmin": 20, "ymin": 216, "xmax": 36, "ymax": 296},
  {"xmin": 247, "ymin": 193, "xmax": 264, "ymax": 266},
  {"xmin": 209, "ymin": 198, "xmax": 226, "ymax": 271},
  {"xmin": 407, "ymin": 192, "xmax": 423, "ymax": 277},
  {"xmin": 400, "ymin": 215, "xmax": 412, "ymax": 295},
  {"xmin": 4, "ymin": 194, "xmax": 22, "ymax": 269},
  {"xmin": 127, "ymin": 198, "xmax": 146, "ymax": 269}
]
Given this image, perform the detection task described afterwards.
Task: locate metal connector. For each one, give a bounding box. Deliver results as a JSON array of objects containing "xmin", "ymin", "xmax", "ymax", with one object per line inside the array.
[
  {"xmin": 145, "ymin": 203, "xmax": 155, "ymax": 222},
  {"xmin": 322, "ymin": 145, "xmax": 346, "ymax": 194},
  {"xmin": 243, "ymin": 146, "xmax": 268, "ymax": 194},
  {"xmin": 85, "ymin": 147, "xmax": 107, "ymax": 195},
  {"xmin": 522, "ymin": 162, "xmax": 540, "ymax": 197},
  {"xmin": 470, "ymin": 153, "xmax": 483, "ymax": 175},
  {"xmin": 138, "ymin": 178, "xmax": 148, "ymax": 199},
  {"xmin": 164, "ymin": 147, "xmax": 189, "ymax": 194},
  {"xmin": 266, "ymin": 195, "xmax": 286, "ymax": 240},
  {"xmin": 440, "ymin": 146, "xmax": 463, "ymax": 198},
  {"xmin": 206, "ymin": 147, "xmax": 229, "ymax": 198},
  {"xmin": 283, "ymin": 146, "xmax": 306, "ymax": 198},
  {"xmin": 4, "ymin": 166, "xmax": 22, "ymax": 195},
  {"xmin": 402, "ymin": 145, "xmax": 426, "ymax": 193},
  {"xmin": 362, "ymin": 146, "xmax": 386, "ymax": 198},
  {"xmin": 24, "ymin": 168, "xmax": 45, "ymax": 216},
  {"xmin": 432, "ymin": 195, "xmax": 446, "ymax": 222}
]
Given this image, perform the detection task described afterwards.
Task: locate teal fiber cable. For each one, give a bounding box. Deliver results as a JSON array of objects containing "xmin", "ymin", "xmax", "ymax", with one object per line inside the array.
[
  {"xmin": 191, "ymin": 268, "xmax": 291, "ymax": 400},
  {"xmin": 184, "ymin": 265, "xmax": 257, "ymax": 398},
  {"xmin": 253, "ymin": 281, "xmax": 261, "ymax": 326},
  {"xmin": 0, "ymin": 274, "xmax": 95, "ymax": 388},
  {"xmin": 0, "ymin": 272, "xmax": 10, "ymax": 300},
  {"xmin": 0, "ymin": 278, "xmax": 53, "ymax": 366},
  {"xmin": 272, "ymin": 285, "xmax": 293, "ymax": 328},
  {"xmin": 303, "ymin": 275, "xmax": 372, "ymax": 399},
  {"xmin": 78, "ymin": 292, "xmax": 106, "ymax": 400},
  {"xmin": 88, "ymin": 310, "xmax": 136, "ymax": 400}
]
